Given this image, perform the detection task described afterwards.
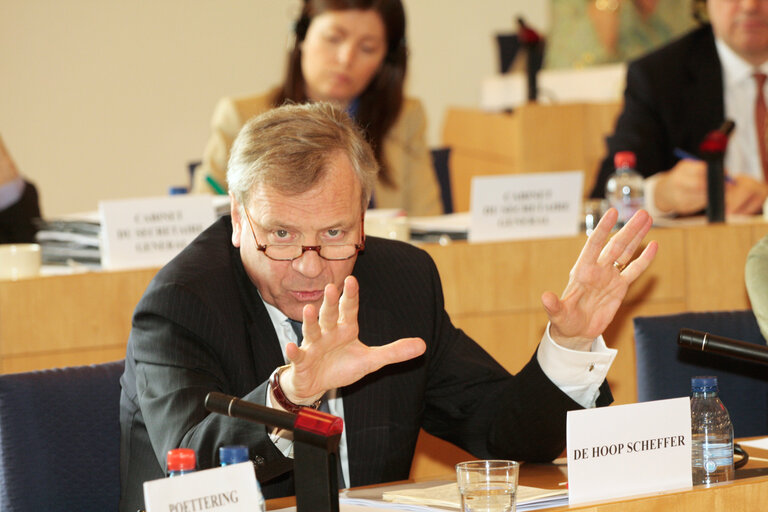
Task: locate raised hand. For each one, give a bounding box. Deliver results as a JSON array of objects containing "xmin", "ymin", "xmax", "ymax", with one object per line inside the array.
[
  {"xmin": 279, "ymin": 275, "xmax": 426, "ymax": 404},
  {"xmin": 541, "ymin": 208, "xmax": 658, "ymax": 351}
]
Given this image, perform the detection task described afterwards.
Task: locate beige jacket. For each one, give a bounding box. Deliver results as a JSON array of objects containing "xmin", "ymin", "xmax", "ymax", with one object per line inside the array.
[{"xmin": 192, "ymin": 91, "xmax": 443, "ymax": 216}]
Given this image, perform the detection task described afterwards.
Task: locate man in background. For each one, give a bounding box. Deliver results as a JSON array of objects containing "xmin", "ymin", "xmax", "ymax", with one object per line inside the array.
[
  {"xmin": 592, "ymin": 0, "xmax": 768, "ymax": 217},
  {"xmin": 0, "ymin": 135, "xmax": 40, "ymax": 244}
]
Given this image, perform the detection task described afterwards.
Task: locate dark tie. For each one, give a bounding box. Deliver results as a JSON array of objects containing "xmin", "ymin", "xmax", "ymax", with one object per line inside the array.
[
  {"xmin": 288, "ymin": 319, "xmax": 303, "ymax": 346},
  {"xmin": 285, "ymin": 319, "xmax": 346, "ymax": 488},
  {"xmin": 755, "ymin": 73, "xmax": 768, "ymax": 181}
]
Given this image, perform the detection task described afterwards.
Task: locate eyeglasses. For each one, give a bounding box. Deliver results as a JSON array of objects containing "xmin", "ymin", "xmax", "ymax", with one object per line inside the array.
[{"xmin": 243, "ymin": 206, "xmax": 365, "ymax": 261}]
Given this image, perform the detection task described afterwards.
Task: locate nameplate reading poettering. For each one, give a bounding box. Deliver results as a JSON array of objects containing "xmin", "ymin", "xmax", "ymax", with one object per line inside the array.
[
  {"xmin": 468, "ymin": 171, "xmax": 582, "ymax": 243},
  {"xmin": 566, "ymin": 397, "xmax": 692, "ymax": 505},
  {"xmin": 100, "ymin": 195, "xmax": 215, "ymax": 269},
  {"xmin": 143, "ymin": 462, "xmax": 264, "ymax": 512}
]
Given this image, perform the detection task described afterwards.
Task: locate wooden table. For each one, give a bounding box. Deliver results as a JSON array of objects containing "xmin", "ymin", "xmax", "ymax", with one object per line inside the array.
[{"xmin": 266, "ymin": 441, "xmax": 768, "ymax": 511}]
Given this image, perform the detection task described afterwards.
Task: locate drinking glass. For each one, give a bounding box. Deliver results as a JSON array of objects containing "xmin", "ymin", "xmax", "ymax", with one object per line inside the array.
[{"xmin": 456, "ymin": 460, "xmax": 519, "ymax": 512}]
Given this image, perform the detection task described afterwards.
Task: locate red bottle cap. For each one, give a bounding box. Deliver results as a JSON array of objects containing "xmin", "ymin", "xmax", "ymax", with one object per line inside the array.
[
  {"xmin": 167, "ymin": 448, "xmax": 196, "ymax": 471},
  {"xmin": 614, "ymin": 151, "xmax": 636, "ymax": 169}
]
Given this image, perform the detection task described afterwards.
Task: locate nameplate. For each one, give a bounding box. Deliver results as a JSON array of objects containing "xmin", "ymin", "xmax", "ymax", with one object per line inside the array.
[
  {"xmin": 468, "ymin": 171, "xmax": 582, "ymax": 242},
  {"xmin": 99, "ymin": 195, "xmax": 215, "ymax": 269},
  {"xmin": 567, "ymin": 397, "xmax": 692, "ymax": 505},
  {"xmin": 143, "ymin": 462, "xmax": 264, "ymax": 512}
]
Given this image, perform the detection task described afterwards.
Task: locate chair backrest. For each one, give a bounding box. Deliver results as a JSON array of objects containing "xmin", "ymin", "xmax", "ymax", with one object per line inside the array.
[
  {"xmin": 0, "ymin": 360, "xmax": 125, "ymax": 512},
  {"xmin": 430, "ymin": 147, "xmax": 453, "ymax": 214},
  {"xmin": 495, "ymin": 33, "xmax": 520, "ymax": 73},
  {"xmin": 633, "ymin": 311, "xmax": 768, "ymax": 438}
]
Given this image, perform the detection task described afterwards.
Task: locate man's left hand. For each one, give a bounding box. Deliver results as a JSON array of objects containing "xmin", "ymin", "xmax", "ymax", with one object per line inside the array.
[{"xmin": 541, "ymin": 208, "xmax": 658, "ymax": 351}]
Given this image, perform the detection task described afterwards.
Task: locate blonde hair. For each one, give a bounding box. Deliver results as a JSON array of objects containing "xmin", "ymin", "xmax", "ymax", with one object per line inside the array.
[{"xmin": 227, "ymin": 102, "xmax": 378, "ymax": 212}]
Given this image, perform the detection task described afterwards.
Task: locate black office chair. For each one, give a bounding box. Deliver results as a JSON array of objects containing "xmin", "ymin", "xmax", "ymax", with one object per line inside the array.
[
  {"xmin": 430, "ymin": 147, "xmax": 453, "ymax": 214},
  {"xmin": 495, "ymin": 33, "xmax": 520, "ymax": 73},
  {"xmin": 633, "ymin": 310, "xmax": 768, "ymax": 438},
  {"xmin": 0, "ymin": 360, "xmax": 125, "ymax": 511}
]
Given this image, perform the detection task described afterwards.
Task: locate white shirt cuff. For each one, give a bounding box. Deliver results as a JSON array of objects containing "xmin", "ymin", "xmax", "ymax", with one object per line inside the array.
[
  {"xmin": 266, "ymin": 368, "xmax": 296, "ymax": 458},
  {"xmin": 537, "ymin": 323, "xmax": 617, "ymax": 409}
]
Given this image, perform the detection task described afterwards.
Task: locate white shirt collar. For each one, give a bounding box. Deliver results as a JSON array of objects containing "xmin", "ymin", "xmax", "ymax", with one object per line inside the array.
[{"xmin": 715, "ymin": 37, "xmax": 768, "ymax": 87}]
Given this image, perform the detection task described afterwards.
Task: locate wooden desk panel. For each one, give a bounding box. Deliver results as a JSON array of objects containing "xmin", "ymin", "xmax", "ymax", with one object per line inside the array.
[
  {"xmin": 0, "ymin": 268, "xmax": 157, "ymax": 373},
  {"xmin": 442, "ymin": 104, "xmax": 621, "ymax": 212}
]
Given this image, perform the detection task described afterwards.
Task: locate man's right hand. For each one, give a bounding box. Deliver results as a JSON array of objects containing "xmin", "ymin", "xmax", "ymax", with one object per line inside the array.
[
  {"xmin": 276, "ymin": 275, "xmax": 426, "ymax": 406},
  {"xmin": 653, "ymin": 159, "xmax": 708, "ymax": 215}
]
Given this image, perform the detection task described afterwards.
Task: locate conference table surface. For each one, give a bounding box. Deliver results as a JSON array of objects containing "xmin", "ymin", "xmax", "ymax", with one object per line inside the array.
[{"xmin": 264, "ymin": 440, "xmax": 768, "ymax": 511}]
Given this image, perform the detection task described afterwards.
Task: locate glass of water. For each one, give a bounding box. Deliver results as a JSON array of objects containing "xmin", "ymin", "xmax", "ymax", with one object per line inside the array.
[{"xmin": 456, "ymin": 460, "xmax": 519, "ymax": 512}]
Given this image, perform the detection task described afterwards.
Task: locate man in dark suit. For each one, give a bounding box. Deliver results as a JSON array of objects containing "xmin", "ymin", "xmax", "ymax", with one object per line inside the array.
[
  {"xmin": 0, "ymin": 135, "xmax": 40, "ymax": 244},
  {"xmin": 119, "ymin": 103, "xmax": 657, "ymax": 512},
  {"xmin": 591, "ymin": 0, "xmax": 768, "ymax": 217}
]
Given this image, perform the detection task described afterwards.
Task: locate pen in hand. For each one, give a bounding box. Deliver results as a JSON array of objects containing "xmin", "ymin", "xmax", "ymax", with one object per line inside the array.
[{"xmin": 673, "ymin": 148, "xmax": 734, "ymax": 183}]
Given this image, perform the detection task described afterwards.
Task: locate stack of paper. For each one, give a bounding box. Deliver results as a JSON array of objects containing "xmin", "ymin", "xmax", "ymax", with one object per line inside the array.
[
  {"xmin": 35, "ymin": 212, "xmax": 102, "ymax": 267},
  {"xmin": 339, "ymin": 481, "xmax": 567, "ymax": 511}
]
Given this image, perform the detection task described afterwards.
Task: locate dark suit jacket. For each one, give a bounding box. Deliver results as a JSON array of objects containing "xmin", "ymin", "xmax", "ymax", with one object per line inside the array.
[
  {"xmin": 0, "ymin": 180, "xmax": 41, "ymax": 244},
  {"xmin": 119, "ymin": 216, "xmax": 612, "ymax": 512},
  {"xmin": 591, "ymin": 24, "xmax": 725, "ymax": 197}
]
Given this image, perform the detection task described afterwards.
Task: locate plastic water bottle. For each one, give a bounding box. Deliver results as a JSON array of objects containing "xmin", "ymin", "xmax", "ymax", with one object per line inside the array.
[
  {"xmin": 605, "ymin": 151, "xmax": 644, "ymax": 227},
  {"xmin": 219, "ymin": 445, "xmax": 249, "ymax": 466},
  {"xmin": 219, "ymin": 445, "xmax": 266, "ymax": 512},
  {"xmin": 166, "ymin": 447, "xmax": 196, "ymax": 477},
  {"xmin": 691, "ymin": 376, "xmax": 734, "ymax": 485}
]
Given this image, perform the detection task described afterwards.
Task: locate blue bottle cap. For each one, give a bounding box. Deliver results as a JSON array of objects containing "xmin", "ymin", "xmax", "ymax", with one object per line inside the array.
[
  {"xmin": 691, "ymin": 375, "xmax": 718, "ymax": 392},
  {"xmin": 169, "ymin": 186, "xmax": 188, "ymax": 195},
  {"xmin": 219, "ymin": 445, "xmax": 249, "ymax": 465}
]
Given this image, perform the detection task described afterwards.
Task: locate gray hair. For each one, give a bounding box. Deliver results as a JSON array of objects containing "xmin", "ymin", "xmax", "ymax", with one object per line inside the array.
[{"xmin": 227, "ymin": 102, "xmax": 378, "ymax": 212}]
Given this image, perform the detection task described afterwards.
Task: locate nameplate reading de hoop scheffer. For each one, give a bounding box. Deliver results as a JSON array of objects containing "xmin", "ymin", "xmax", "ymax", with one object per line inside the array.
[
  {"xmin": 468, "ymin": 171, "xmax": 583, "ymax": 243},
  {"xmin": 566, "ymin": 397, "xmax": 692, "ymax": 505},
  {"xmin": 143, "ymin": 462, "xmax": 264, "ymax": 512},
  {"xmin": 100, "ymin": 195, "xmax": 215, "ymax": 270}
]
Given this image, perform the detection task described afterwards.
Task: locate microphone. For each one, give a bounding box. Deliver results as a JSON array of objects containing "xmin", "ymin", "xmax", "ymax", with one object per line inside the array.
[
  {"xmin": 517, "ymin": 17, "xmax": 544, "ymax": 102},
  {"xmin": 698, "ymin": 119, "xmax": 735, "ymax": 223},
  {"xmin": 205, "ymin": 392, "xmax": 343, "ymax": 512},
  {"xmin": 678, "ymin": 328, "xmax": 768, "ymax": 366}
]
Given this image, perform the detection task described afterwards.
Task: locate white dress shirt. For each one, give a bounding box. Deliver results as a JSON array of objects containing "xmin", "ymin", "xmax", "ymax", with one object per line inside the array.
[
  {"xmin": 644, "ymin": 38, "xmax": 768, "ymax": 218},
  {"xmin": 260, "ymin": 295, "xmax": 616, "ymax": 486}
]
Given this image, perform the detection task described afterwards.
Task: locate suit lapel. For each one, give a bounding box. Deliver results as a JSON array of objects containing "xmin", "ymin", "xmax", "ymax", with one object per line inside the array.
[
  {"xmin": 341, "ymin": 303, "xmax": 397, "ymax": 486},
  {"xmin": 231, "ymin": 247, "xmax": 285, "ymax": 382}
]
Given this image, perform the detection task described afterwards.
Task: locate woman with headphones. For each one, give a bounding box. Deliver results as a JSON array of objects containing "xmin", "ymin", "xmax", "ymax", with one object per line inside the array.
[{"xmin": 193, "ymin": 0, "xmax": 443, "ymax": 217}]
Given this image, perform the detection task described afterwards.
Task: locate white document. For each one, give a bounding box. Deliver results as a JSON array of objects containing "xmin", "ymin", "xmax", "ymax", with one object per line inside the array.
[
  {"xmin": 469, "ymin": 172, "xmax": 583, "ymax": 243},
  {"xmin": 100, "ymin": 195, "xmax": 215, "ymax": 269},
  {"xmin": 567, "ymin": 397, "xmax": 692, "ymax": 505},
  {"xmin": 143, "ymin": 462, "xmax": 264, "ymax": 512}
]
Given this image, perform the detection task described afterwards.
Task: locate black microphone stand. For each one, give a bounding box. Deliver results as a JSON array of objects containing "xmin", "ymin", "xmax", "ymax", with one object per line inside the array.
[
  {"xmin": 699, "ymin": 120, "xmax": 735, "ymax": 223},
  {"xmin": 205, "ymin": 392, "xmax": 342, "ymax": 512},
  {"xmin": 517, "ymin": 17, "xmax": 545, "ymax": 103}
]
